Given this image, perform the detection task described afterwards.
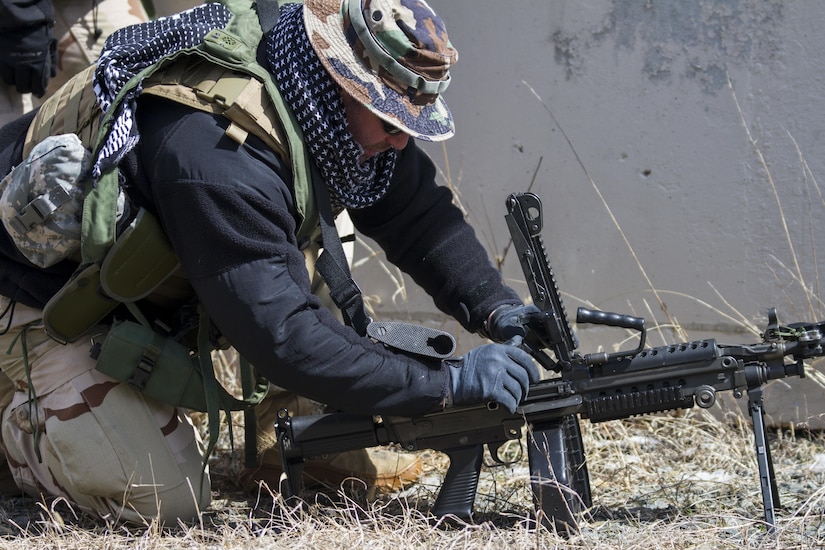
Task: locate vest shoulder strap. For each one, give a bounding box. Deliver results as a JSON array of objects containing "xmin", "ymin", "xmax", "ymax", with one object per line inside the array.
[{"xmin": 141, "ymin": 57, "xmax": 289, "ymax": 163}]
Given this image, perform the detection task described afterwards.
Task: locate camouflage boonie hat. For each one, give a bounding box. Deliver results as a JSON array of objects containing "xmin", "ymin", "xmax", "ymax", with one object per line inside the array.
[
  {"xmin": 0, "ymin": 134, "xmax": 99, "ymax": 268},
  {"xmin": 304, "ymin": 0, "xmax": 458, "ymax": 141}
]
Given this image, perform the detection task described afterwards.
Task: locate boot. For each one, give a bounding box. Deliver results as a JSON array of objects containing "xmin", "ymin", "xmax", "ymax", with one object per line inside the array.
[
  {"xmin": 241, "ymin": 442, "xmax": 422, "ymax": 494},
  {"xmin": 240, "ymin": 388, "xmax": 421, "ymax": 493}
]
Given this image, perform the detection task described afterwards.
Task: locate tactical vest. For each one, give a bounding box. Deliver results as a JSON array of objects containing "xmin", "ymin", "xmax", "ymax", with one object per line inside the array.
[
  {"xmin": 27, "ymin": 0, "xmax": 318, "ymax": 257},
  {"xmin": 15, "ymin": 2, "xmax": 455, "ymax": 461},
  {"xmin": 23, "ymin": 0, "xmax": 320, "ymax": 343}
]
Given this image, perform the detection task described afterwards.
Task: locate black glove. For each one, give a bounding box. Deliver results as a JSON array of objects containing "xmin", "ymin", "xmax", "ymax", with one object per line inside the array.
[
  {"xmin": 447, "ymin": 339, "xmax": 539, "ymax": 413},
  {"xmin": 485, "ymin": 303, "xmax": 540, "ymax": 342},
  {"xmin": 0, "ymin": 21, "xmax": 57, "ymax": 97}
]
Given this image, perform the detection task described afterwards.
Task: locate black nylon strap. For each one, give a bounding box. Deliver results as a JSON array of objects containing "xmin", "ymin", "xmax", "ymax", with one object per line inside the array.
[{"xmin": 311, "ymin": 169, "xmax": 371, "ymax": 336}]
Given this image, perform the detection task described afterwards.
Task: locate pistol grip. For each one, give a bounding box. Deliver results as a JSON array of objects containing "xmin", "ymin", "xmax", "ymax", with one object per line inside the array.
[{"xmin": 432, "ymin": 445, "xmax": 484, "ymax": 520}]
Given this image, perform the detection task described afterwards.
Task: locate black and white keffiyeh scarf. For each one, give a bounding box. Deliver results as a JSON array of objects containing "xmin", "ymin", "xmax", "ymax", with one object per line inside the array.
[
  {"xmin": 91, "ymin": 4, "xmax": 232, "ymax": 181},
  {"xmin": 266, "ymin": 3, "xmax": 396, "ymax": 210},
  {"xmin": 92, "ymin": 3, "xmax": 393, "ymax": 209}
]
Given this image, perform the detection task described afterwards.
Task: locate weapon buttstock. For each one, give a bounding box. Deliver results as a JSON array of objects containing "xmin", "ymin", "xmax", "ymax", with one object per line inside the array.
[
  {"xmin": 528, "ymin": 415, "xmax": 591, "ymax": 532},
  {"xmin": 431, "ymin": 445, "xmax": 484, "ymax": 520}
]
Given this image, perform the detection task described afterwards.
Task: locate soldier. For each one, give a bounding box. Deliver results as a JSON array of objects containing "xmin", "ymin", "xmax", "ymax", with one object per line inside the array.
[{"xmin": 0, "ymin": 0, "xmax": 538, "ymax": 523}]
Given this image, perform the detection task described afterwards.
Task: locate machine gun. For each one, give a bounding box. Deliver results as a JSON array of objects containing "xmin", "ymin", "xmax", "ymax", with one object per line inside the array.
[{"xmin": 276, "ymin": 192, "xmax": 822, "ymax": 531}]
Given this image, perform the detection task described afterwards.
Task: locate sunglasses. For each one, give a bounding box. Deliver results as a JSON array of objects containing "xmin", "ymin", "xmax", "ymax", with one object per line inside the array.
[{"xmin": 382, "ymin": 119, "xmax": 404, "ymax": 136}]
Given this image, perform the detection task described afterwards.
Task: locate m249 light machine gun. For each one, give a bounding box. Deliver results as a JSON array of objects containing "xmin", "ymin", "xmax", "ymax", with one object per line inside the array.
[{"xmin": 275, "ymin": 192, "xmax": 822, "ymax": 531}]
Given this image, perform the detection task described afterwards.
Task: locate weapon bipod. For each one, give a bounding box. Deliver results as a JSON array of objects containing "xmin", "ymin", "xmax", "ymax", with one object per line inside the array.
[{"xmin": 748, "ymin": 387, "xmax": 779, "ymax": 533}]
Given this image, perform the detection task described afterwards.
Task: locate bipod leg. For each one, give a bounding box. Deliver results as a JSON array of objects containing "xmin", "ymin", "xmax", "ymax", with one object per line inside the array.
[
  {"xmin": 275, "ymin": 410, "xmax": 305, "ymax": 503},
  {"xmin": 748, "ymin": 387, "xmax": 779, "ymax": 533}
]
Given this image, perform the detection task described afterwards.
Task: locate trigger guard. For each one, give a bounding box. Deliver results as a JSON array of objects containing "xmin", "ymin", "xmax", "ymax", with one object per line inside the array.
[{"xmin": 486, "ymin": 440, "xmax": 521, "ymax": 466}]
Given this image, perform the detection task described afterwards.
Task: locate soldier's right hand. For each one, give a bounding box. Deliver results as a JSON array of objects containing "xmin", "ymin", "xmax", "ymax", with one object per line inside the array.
[
  {"xmin": 446, "ymin": 339, "xmax": 539, "ymax": 413},
  {"xmin": 0, "ymin": 20, "xmax": 57, "ymax": 97}
]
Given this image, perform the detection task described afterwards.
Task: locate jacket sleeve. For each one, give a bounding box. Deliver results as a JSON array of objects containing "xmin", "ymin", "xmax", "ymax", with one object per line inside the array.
[
  {"xmin": 349, "ymin": 141, "xmax": 521, "ymax": 334},
  {"xmin": 132, "ymin": 96, "xmax": 450, "ymax": 417},
  {"xmin": 192, "ymin": 257, "xmax": 449, "ymax": 416}
]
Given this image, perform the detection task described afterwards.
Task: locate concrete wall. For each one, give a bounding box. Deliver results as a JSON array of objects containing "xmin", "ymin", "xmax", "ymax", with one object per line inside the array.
[
  {"xmin": 356, "ymin": 0, "xmax": 825, "ymax": 350},
  {"xmin": 351, "ymin": 1, "xmax": 825, "ymax": 426}
]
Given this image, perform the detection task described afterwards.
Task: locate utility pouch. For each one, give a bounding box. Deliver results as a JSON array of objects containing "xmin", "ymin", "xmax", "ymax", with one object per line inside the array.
[
  {"xmin": 43, "ymin": 263, "xmax": 119, "ymax": 343},
  {"xmin": 99, "ymin": 207, "xmax": 180, "ymax": 302},
  {"xmin": 93, "ymin": 320, "xmax": 210, "ymax": 411},
  {"xmin": 42, "ymin": 208, "xmax": 178, "ymax": 343}
]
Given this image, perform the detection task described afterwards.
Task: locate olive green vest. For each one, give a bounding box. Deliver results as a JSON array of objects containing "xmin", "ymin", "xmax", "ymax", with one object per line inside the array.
[
  {"xmin": 25, "ymin": 0, "xmax": 319, "ymax": 267},
  {"xmin": 22, "ymin": 0, "xmax": 324, "ymax": 345}
]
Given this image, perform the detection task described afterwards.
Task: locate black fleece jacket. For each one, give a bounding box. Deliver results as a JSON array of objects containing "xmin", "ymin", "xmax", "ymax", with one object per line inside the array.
[{"xmin": 0, "ymin": 94, "xmax": 520, "ymax": 416}]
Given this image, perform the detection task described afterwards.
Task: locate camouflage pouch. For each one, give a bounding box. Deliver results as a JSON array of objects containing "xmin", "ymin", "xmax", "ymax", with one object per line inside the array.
[
  {"xmin": 0, "ymin": 134, "xmax": 126, "ymax": 268},
  {"xmin": 93, "ymin": 320, "xmax": 267, "ymax": 413}
]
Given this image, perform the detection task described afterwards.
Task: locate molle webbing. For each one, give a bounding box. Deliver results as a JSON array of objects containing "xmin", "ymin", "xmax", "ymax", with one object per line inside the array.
[
  {"xmin": 24, "ymin": 65, "xmax": 102, "ymax": 158},
  {"xmin": 22, "ymin": 59, "xmax": 291, "ymax": 167},
  {"xmin": 141, "ymin": 57, "xmax": 289, "ymax": 162}
]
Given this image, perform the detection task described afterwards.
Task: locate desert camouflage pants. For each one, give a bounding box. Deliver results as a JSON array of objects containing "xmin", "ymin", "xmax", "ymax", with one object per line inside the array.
[
  {"xmin": 0, "ymin": 298, "xmax": 211, "ymax": 524},
  {"xmin": 0, "ymin": 0, "xmax": 149, "ymax": 128}
]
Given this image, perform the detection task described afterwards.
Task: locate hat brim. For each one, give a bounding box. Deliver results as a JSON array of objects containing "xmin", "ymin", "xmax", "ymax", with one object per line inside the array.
[{"xmin": 303, "ymin": 0, "xmax": 454, "ymax": 142}]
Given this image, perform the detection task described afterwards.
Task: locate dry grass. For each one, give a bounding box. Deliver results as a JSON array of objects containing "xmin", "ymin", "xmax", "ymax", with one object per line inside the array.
[
  {"xmin": 3, "ymin": 58, "xmax": 825, "ymax": 550},
  {"xmin": 1, "ymin": 407, "xmax": 824, "ymax": 548}
]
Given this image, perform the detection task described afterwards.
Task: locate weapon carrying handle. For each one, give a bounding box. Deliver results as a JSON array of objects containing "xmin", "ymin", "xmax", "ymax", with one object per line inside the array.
[
  {"xmin": 577, "ymin": 307, "xmax": 647, "ymax": 360},
  {"xmin": 577, "ymin": 307, "xmax": 644, "ymax": 331}
]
